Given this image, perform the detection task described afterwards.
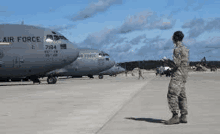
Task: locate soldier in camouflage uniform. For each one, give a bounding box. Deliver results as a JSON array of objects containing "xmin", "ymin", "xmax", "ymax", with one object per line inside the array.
[
  {"xmin": 164, "ymin": 31, "xmax": 189, "ymax": 125},
  {"xmin": 138, "ymin": 68, "xmax": 144, "ymax": 79}
]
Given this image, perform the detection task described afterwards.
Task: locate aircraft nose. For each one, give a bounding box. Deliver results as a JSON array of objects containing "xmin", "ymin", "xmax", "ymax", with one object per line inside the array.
[
  {"xmin": 109, "ymin": 60, "xmax": 115, "ymax": 68},
  {"xmin": 121, "ymin": 68, "xmax": 126, "ymax": 73},
  {"xmin": 62, "ymin": 47, "xmax": 79, "ymax": 64},
  {"xmin": 105, "ymin": 59, "xmax": 115, "ymax": 70}
]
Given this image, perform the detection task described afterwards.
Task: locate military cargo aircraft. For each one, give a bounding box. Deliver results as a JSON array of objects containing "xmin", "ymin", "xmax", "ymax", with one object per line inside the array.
[
  {"xmin": 46, "ymin": 48, "xmax": 115, "ymax": 79},
  {"xmin": 98, "ymin": 64, "xmax": 126, "ymax": 78},
  {"xmin": 0, "ymin": 24, "xmax": 79, "ymax": 84}
]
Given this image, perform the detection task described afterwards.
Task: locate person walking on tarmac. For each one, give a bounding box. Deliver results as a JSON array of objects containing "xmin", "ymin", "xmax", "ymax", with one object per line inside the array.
[
  {"xmin": 166, "ymin": 69, "xmax": 171, "ymax": 77},
  {"xmin": 138, "ymin": 68, "xmax": 144, "ymax": 80},
  {"xmin": 159, "ymin": 66, "xmax": 164, "ymax": 77},
  {"xmin": 163, "ymin": 31, "xmax": 189, "ymax": 125}
]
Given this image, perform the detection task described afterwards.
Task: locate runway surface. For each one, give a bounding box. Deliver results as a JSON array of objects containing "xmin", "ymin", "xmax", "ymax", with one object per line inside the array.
[{"xmin": 0, "ymin": 71, "xmax": 219, "ymax": 134}]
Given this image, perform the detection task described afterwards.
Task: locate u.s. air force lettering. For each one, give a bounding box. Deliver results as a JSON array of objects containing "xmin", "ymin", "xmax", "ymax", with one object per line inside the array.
[
  {"xmin": 17, "ymin": 37, "xmax": 40, "ymax": 42},
  {"xmin": 0, "ymin": 36, "xmax": 41, "ymax": 42}
]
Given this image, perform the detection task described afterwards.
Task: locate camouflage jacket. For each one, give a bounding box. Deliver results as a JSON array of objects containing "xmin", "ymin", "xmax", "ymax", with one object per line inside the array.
[{"xmin": 172, "ymin": 42, "xmax": 189, "ymax": 81}]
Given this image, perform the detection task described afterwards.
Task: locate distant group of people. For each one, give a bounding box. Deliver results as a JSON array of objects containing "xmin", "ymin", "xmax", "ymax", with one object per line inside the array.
[{"xmin": 125, "ymin": 68, "xmax": 144, "ymax": 80}]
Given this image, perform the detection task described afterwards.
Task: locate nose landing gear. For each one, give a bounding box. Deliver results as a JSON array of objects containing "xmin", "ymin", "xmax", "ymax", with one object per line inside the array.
[{"xmin": 98, "ymin": 75, "xmax": 103, "ymax": 79}]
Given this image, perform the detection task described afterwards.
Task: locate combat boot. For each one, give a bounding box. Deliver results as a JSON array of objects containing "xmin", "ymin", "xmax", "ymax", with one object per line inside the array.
[
  {"xmin": 180, "ymin": 114, "xmax": 187, "ymax": 123},
  {"xmin": 164, "ymin": 114, "xmax": 179, "ymax": 125}
]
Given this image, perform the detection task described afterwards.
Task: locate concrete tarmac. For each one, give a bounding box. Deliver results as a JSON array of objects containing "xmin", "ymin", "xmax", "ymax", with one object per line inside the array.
[
  {"xmin": 0, "ymin": 71, "xmax": 219, "ymax": 134},
  {"xmin": 0, "ymin": 73, "xmax": 154, "ymax": 134},
  {"xmin": 97, "ymin": 72, "xmax": 220, "ymax": 134}
]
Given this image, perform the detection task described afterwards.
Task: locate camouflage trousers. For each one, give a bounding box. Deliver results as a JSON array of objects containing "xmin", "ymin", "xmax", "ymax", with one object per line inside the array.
[{"xmin": 167, "ymin": 76, "xmax": 188, "ymax": 115}]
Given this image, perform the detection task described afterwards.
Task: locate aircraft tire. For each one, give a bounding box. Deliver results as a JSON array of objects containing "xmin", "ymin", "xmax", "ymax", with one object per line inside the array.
[
  {"xmin": 99, "ymin": 75, "xmax": 103, "ymax": 79},
  {"xmin": 47, "ymin": 76, "xmax": 57, "ymax": 84}
]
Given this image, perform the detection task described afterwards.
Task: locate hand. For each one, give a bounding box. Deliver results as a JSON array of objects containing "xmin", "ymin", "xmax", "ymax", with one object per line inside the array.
[{"xmin": 162, "ymin": 59, "xmax": 176, "ymax": 68}]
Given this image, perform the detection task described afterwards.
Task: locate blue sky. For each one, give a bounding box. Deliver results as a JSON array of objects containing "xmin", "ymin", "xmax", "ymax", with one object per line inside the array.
[{"xmin": 1, "ymin": 0, "xmax": 220, "ymax": 62}]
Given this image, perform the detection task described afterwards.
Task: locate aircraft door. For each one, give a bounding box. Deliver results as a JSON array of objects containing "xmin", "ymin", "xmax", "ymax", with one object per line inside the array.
[
  {"xmin": 13, "ymin": 57, "xmax": 20, "ymax": 68},
  {"xmin": 13, "ymin": 57, "xmax": 23, "ymax": 68}
]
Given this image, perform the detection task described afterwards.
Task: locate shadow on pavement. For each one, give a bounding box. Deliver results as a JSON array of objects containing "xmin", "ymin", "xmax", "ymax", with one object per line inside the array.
[{"xmin": 125, "ymin": 117, "xmax": 165, "ymax": 123}]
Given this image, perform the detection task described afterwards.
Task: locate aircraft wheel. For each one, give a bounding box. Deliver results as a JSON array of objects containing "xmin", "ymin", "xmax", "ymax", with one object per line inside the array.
[
  {"xmin": 47, "ymin": 76, "xmax": 57, "ymax": 84},
  {"xmin": 99, "ymin": 75, "xmax": 103, "ymax": 79}
]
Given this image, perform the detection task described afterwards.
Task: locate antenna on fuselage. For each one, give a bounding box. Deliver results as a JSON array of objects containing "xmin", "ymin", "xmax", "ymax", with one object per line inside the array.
[{"xmin": 21, "ymin": 20, "xmax": 24, "ymax": 25}]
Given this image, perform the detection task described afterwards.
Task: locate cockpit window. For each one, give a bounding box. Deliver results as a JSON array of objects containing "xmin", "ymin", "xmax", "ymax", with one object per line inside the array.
[
  {"xmin": 60, "ymin": 44, "xmax": 67, "ymax": 49},
  {"xmin": 46, "ymin": 35, "xmax": 68, "ymax": 41},
  {"xmin": 99, "ymin": 51, "xmax": 109, "ymax": 56},
  {"xmin": 59, "ymin": 36, "xmax": 67, "ymax": 40},
  {"xmin": 46, "ymin": 35, "xmax": 53, "ymax": 40},
  {"xmin": 52, "ymin": 31, "xmax": 57, "ymax": 34},
  {"xmin": 54, "ymin": 35, "xmax": 60, "ymax": 41},
  {"xmin": 104, "ymin": 53, "xmax": 109, "ymax": 56}
]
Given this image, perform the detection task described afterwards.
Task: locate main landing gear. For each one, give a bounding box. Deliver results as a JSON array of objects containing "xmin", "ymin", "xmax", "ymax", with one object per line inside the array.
[
  {"xmin": 88, "ymin": 75, "xmax": 94, "ymax": 79},
  {"xmin": 47, "ymin": 76, "xmax": 57, "ymax": 84},
  {"xmin": 30, "ymin": 75, "xmax": 57, "ymax": 84},
  {"xmin": 30, "ymin": 76, "xmax": 41, "ymax": 84}
]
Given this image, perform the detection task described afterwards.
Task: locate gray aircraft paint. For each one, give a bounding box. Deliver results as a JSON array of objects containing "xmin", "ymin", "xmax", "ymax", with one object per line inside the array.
[
  {"xmin": 0, "ymin": 24, "xmax": 79, "ymax": 78},
  {"xmin": 99, "ymin": 65, "xmax": 126, "ymax": 75},
  {"xmin": 47, "ymin": 48, "xmax": 115, "ymax": 77}
]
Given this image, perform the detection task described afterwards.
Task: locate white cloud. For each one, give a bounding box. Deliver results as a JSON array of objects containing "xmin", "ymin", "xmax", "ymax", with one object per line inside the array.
[
  {"xmin": 182, "ymin": 17, "xmax": 220, "ymax": 38},
  {"xmin": 76, "ymin": 10, "xmax": 176, "ymax": 50},
  {"xmin": 118, "ymin": 11, "xmax": 176, "ymax": 33},
  {"xmin": 69, "ymin": 0, "xmax": 123, "ymax": 21}
]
